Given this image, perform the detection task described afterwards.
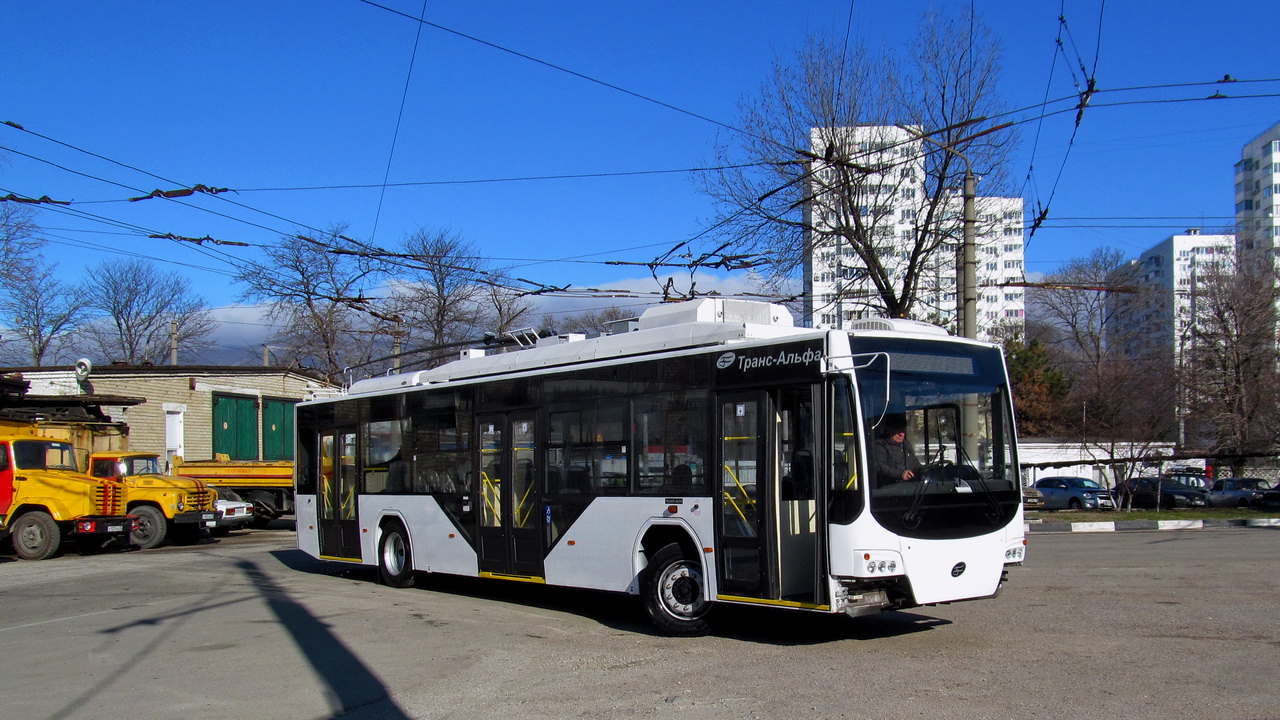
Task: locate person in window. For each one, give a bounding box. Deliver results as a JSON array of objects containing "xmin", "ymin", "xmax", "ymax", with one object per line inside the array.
[{"xmin": 874, "ymin": 414, "xmax": 922, "ymax": 486}]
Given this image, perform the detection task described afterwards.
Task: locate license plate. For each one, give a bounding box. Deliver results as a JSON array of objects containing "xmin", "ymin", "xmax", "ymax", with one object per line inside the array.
[
  {"xmin": 201, "ymin": 513, "xmax": 215, "ymax": 521},
  {"xmin": 206, "ymin": 521, "xmax": 217, "ymax": 527},
  {"xmin": 107, "ymin": 524, "xmax": 124, "ymax": 532}
]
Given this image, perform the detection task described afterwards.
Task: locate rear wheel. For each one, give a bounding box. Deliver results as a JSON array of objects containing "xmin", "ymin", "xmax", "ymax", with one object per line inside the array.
[
  {"xmin": 247, "ymin": 491, "xmax": 279, "ymax": 528},
  {"xmin": 378, "ymin": 524, "xmax": 415, "ymax": 588},
  {"xmin": 13, "ymin": 511, "xmax": 61, "ymax": 561},
  {"xmin": 640, "ymin": 543, "xmax": 712, "ymax": 636},
  {"xmin": 130, "ymin": 506, "xmax": 168, "ymax": 549}
]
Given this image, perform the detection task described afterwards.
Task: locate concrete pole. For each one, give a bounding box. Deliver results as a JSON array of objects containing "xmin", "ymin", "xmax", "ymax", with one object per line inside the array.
[
  {"xmin": 170, "ymin": 319, "xmax": 179, "ymax": 365},
  {"xmin": 962, "ymin": 170, "xmax": 977, "ymax": 340}
]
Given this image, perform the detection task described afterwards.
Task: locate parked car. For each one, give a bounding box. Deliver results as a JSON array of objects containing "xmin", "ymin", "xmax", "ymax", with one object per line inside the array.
[
  {"xmin": 207, "ymin": 486, "xmax": 254, "ymax": 537},
  {"xmin": 1160, "ymin": 471, "xmax": 1212, "ymax": 491},
  {"xmin": 1120, "ymin": 477, "xmax": 1209, "ymax": 509},
  {"xmin": 1207, "ymin": 477, "xmax": 1274, "ymax": 508},
  {"xmin": 1263, "ymin": 486, "xmax": 1280, "ymax": 510},
  {"xmin": 1033, "ymin": 476, "xmax": 1115, "ymax": 511},
  {"xmin": 1022, "ymin": 485, "xmax": 1045, "ymax": 510}
]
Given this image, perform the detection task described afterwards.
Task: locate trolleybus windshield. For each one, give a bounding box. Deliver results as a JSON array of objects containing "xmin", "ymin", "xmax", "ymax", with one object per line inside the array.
[{"xmin": 850, "ymin": 337, "xmax": 1020, "ymax": 540}]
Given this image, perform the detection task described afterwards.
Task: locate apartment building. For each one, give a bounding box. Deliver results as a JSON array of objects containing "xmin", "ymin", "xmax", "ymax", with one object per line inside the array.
[
  {"xmin": 801, "ymin": 125, "xmax": 1025, "ymax": 338},
  {"xmin": 1234, "ymin": 120, "xmax": 1280, "ymax": 262},
  {"xmin": 1104, "ymin": 230, "xmax": 1235, "ymax": 361}
]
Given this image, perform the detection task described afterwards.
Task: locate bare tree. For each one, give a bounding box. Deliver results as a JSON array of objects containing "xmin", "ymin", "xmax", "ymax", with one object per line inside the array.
[
  {"xmin": 236, "ymin": 227, "xmax": 391, "ymax": 381},
  {"xmin": 0, "ymin": 261, "xmax": 88, "ymax": 365},
  {"xmin": 385, "ymin": 229, "xmax": 535, "ymax": 368},
  {"xmin": 1028, "ymin": 248, "xmax": 1132, "ymax": 385},
  {"xmin": 0, "ymin": 204, "xmax": 42, "ymax": 284},
  {"xmin": 1178, "ymin": 255, "xmax": 1280, "ymax": 468},
  {"xmin": 0, "ymin": 205, "xmax": 88, "ymax": 365},
  {"xmin": 77, "ymin": 259, "xmax": 214, "ymax": 364},
  {"xmin": 701, "ymin": 7, "xmax": 1013, "ymax": 321},
  {"xmin": 541, "ymin": 305, "xmax": 638, "ymax": 336}
]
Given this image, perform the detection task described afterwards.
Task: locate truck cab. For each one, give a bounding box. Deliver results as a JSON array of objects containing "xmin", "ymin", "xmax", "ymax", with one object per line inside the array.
[
  {"xmin": 88, "ymin": 451, "xmax": 217, "ymax": 549},
  {"xmin": 0, "ymin": 430, "xmax": 136, "ymax": 560}
]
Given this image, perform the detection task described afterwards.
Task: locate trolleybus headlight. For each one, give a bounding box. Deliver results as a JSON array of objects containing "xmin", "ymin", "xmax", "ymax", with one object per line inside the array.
[{"xmin": 867, "ymin": 561, "xmax": 877, "ymax": 573}]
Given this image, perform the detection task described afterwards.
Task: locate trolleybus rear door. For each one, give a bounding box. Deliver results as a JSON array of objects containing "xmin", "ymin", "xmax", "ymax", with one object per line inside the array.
[
  {"xmin": 317, "ymin": 429, "xmax": 362, "ymax": 560},
  {"xmin": 476, "ymin": 412, "xmax": 543, "ymax": 579}
]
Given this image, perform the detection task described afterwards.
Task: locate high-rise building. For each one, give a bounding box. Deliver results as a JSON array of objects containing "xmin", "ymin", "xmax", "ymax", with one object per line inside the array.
[
  {"xmin": 801, "ymin": 125, "xmax": 1025, "ymax": 339},
  {"xmin": 1104, "ymin": 230, "xmax": 1235, "ymax": 361},
  {"xmin": 1234, "ymin": 120, "xmax": 1280, "ymax": 261}
]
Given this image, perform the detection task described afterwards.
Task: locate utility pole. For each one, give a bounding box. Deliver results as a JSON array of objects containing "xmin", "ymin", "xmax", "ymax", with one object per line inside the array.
[
  {"xmin": 961, "ymin": 169, "xmax": 977, "ymax": 340},
  {"xmin": 900, "ymin": 122, "xmax": 1011, "ymax": 339},
  {"xmin": 170, "ymin": 318, "xmax": 179, "ymax": 365},
  {"xmin": 391, "ymin": 320, "xmax": 403, "ymax": 372}
]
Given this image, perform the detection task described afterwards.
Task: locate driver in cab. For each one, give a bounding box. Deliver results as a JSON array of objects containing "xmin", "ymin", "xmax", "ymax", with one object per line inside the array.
[{"xmin": 874, "ymin": 414, "xmax": 922, "ymax": 487}]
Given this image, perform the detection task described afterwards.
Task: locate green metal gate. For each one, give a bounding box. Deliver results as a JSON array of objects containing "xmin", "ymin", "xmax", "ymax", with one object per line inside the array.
[{"xmin": 213, "ymin": 394, "xmax": 259, "ymax": 460}]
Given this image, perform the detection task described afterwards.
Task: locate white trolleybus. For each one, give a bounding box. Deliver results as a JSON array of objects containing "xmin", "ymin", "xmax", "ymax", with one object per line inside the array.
[{"xmin": 295, "ymin": 298, "xmax": 1026, "ymax": 635}]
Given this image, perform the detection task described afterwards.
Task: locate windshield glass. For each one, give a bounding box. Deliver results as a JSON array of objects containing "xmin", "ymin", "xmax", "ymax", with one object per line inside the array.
[
  {"xmin": 13, "ymin": 440, "xmax": 80, "ymax": 471},
  {"xmin": 1074, "ymin": 478, "xmax": 1104, "ymax": 490},
  {"xmin": 122, "ymin": 456, "xmax": 162, "ymax": 476},
  {"xmin": 850, "ymin": 336, "xmax": 1020, "ymax": 540}
]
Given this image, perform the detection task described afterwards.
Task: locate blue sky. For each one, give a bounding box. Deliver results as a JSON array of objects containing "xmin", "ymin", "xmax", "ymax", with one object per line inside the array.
[{"xmin": 3, "ymin": 1, "xmax": 1278, "ymax": 342}]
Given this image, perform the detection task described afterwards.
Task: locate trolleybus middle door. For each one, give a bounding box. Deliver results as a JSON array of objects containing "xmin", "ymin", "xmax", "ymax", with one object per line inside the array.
[
  {"xmin": 476, "ymin": 412, "xmax": 544, "ymax": 579},
  {"xmin": 717, "ymin": 392, "xmax": 773, "ymax": 599}
]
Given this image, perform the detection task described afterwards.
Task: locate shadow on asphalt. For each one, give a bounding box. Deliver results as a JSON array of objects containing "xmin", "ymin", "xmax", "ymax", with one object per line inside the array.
[{"xmin": 270, "ymin": 548, "xmax": 950, "ymax": 645}]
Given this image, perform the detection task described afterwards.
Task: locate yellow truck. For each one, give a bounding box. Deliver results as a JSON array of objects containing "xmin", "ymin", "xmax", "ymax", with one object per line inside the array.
[
  {"xmin": 88, "ymin": 451, "xmax": 217, "ymax": 549},
  {"xmin": 0, "ymin": 427, "xmax": 136, "ymax": 560},
  {"xmin": 173, "ymin": 455, "xmax": 293, "ymax": 527}
]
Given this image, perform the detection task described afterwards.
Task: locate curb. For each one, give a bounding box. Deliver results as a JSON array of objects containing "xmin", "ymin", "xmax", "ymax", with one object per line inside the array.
[{"xmin": 1026, "ymin": 517, "xmax": 1280, "ymax": 534}]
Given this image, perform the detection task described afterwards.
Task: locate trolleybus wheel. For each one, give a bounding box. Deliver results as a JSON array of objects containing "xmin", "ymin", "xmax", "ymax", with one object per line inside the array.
[
  {"xmin": 378, "ymin": 523, "xmax": 415, "ymax": 588},
  {"xmin": 640, "ymin": 543, "xmax": 712, "ymax": 636}
]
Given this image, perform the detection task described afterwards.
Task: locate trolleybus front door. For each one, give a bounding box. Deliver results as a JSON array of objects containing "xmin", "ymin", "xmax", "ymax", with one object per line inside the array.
[
  {"xmin": 317, "ymin": 429, "xmax": 361, "ymax": 560},
  {"xmin": 476, "ymin": 412, "xmax": 543, "ymax": 579},
  {"xmin": 717, "ymin": 388, "xmax": 825, "ymax": 605}
]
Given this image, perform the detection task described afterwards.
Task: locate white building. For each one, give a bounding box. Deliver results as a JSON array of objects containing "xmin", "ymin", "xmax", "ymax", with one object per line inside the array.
[
  {"xmin": 1234, "ymin": 120, "xmax": 1280, "ymax": 262},
  {"xmin": 1104, "ymin": 230, "xmax": 1235, "ymax": 361},
  {"xmin": 801, "ymin": 125, "xmax": 1025, "ymax": 338}
]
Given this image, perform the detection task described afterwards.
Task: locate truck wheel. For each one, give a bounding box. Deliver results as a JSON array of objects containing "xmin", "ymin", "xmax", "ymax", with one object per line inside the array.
[
  {"xmin": 130, "ymin": 506, "xmax": 168, "ymax": 549},
  {"xmin": 640, "ymin": 543, "xmax": 712, "ymax": 636},
  {"xmin": 378, "ymin": 523, "xmax": 416, "ymax": 588},
  {"xmin": 13, "ymin": 511, "xmax": 62, "ymax": 561},
  {"xmin": 247, "ymin": 491, "xmax": 278, "ymax": 528}
]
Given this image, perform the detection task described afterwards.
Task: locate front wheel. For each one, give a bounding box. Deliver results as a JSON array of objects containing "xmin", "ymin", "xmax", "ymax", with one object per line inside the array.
[
  {"xmin": 640, "ymin": 543, "xmax": 712, "ymax": 636},
  {"xmin": 130, "ymin": 506, "xmax": 168, "ymax": 549},
  {"xmin": 12, "ymin": 511, "xmax": 62, "ymax": 561},
  {"xmin": 378, "ymin": 524, "xmax": 416, "ymax": 588}
]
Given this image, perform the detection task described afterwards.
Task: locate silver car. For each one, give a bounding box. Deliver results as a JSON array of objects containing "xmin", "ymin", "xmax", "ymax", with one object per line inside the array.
[{"xmin": 1034, "ymin": 476, "xmax": 1115, "ymax": 511}]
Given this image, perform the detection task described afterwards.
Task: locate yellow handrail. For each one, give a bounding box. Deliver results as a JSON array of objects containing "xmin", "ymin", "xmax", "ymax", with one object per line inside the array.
[
  {"xmin": 513, "ymin": 476, "xmax": 535, "ymax": 527},
  {"xmin": 480, "ymin": 471, "xmax": 502, "ymax": 523},
  {"xmin": 721, "ymin": 463, "xmax": 756, "ymax": 530},
  {"xmin": 723, "ymin": 464, "xmax": 756, "ymax": 509}
]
